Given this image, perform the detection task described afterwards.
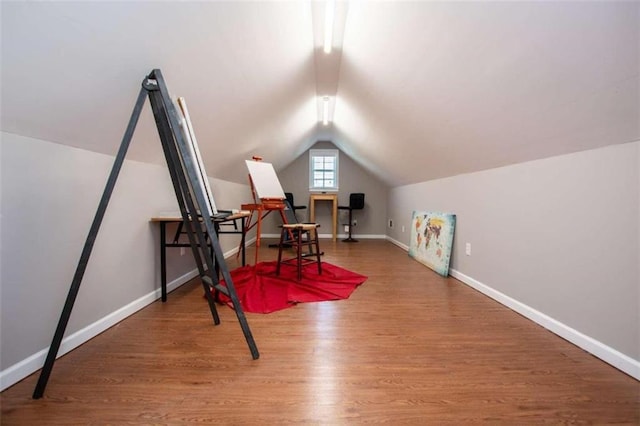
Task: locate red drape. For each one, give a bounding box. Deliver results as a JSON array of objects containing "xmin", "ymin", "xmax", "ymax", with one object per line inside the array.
[{"xmin": 216, "ymin": 261, "xmax": 367, "ymax": 313}]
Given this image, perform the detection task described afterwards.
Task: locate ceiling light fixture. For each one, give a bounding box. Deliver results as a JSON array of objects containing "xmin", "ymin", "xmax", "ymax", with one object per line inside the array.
[
  {"xmin": 322, "ymin": 96, "xmax": 330, "ymax": 125},
  {"xmin": 323, "ymin": 0, "xmax": 335, "ymax": 54}
]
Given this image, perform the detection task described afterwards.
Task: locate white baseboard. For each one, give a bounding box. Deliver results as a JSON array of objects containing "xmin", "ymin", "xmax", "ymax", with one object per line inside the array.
[
  {"xmin": 449, "ymin": 268, "xmax": 640, "ymax": 380},
  {"xmin": 388, "ymin": 235, "xmax": 640, "ymax": 381},
  {"xmin": 261, "ymin": 233, "xmax": 386, "ymax": 240},
  {"xmin": 0, "ymin": 240, "xmax": 255, "ymax": 392},
  {"xmin": 386, "ymin": 235, "xmax": 409, "ymax": 251},
  {"xmin": 0, "ymin": 269, "xmax": 197, "ymax": 391},
  {"xmin": 336, "ymin": 233, "xmax": 387, "ymax": 240},
  {"xmin": 5, "ymin": 235, "xmax": 636, "ymax": 391},
  {"xmin": 260, "ymin": 233, "xmax": 282, "ymax": 239}
]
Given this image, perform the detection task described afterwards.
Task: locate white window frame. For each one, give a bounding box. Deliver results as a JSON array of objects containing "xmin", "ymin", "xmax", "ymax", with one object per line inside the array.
[{"xmin": 309, "ymin": 149, "xmax": 339, "ymax": 192}]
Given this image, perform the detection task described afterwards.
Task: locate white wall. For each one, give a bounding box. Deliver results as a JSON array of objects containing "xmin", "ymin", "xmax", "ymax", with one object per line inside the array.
[
  {"xmin": 0, "ymin": 132, "xmax": 252, "ymax": 390},
  {"xmin": 388, "ymin": 141, "xmax": 640, "ymax": 377}
]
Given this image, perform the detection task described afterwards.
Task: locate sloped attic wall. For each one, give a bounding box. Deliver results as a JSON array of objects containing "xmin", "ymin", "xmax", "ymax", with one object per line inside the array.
[
  {"xmin": 0, "ymin": 132, "xmax": 255, "ymax": 390},
  {"xmin": 388, "ymin": 141, "xmax": 640, "ymax": 377}
]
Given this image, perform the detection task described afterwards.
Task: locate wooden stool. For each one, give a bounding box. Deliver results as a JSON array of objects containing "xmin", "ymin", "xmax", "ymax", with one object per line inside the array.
[{"xmin": 276, "ymin": 223, "xmax": 322, "ymax": 281}]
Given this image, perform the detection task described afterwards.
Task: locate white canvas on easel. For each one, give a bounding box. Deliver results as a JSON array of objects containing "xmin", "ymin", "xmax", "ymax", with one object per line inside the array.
[
  {"xmin": 176, "ymin": 97, "xmax": 218, "ymax": 216},
  {"xmin": 245, "ymin": 160, "xmax": 285, "ymax": 200}
]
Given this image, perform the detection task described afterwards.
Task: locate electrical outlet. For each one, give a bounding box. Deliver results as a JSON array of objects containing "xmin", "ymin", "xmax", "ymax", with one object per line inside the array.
[
  {"xmin": 344, "ymin": 225, "xmax": 349, "ymax": 233},
  {"xmin": 465, "ymin": 243, "xmax": 471, "ymax": 256},
  {"xmin": 389, "ymin": 219, "xmax": 393, "ymax": 228},
  {"xmin": 352, "ymin": 219, "xmax": 357, "ymax": 227},
  {"xmin": 180, "ymin": 247, "xmax": 186, "ymax": 256},
  {"xmin": 402, "ymin": 226, "xmax": 405, "ymax": 232}
]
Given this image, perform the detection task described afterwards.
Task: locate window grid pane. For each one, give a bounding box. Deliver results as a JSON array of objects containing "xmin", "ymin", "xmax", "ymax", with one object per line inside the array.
[{"xmin": 309, "ymin": 150, "xmax": 339, "ymax": 190}]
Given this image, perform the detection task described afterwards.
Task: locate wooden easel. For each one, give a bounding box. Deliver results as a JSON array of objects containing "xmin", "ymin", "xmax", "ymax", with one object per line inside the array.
[
  {"xmin": 241, "ymin": 156, "xmax": 288, "ymax": 264},
  {"xmin": 33, "ymin": 69, "xmax": 259, "ymax": 399}
]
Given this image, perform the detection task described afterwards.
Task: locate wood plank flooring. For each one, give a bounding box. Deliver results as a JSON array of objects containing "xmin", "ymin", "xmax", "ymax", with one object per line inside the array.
[{"xmin": 2, "ymin": 239, "xmax": 638, "ymax": 424}]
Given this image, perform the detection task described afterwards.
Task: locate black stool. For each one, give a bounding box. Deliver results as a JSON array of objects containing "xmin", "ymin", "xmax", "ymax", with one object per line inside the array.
[
  {"xmin": 276, "ymin": 223, "xmax": 322, "ymax": 281},
  {"xmin": 338, "ymin": 193, "xmax": 365, "ymax": 242}
]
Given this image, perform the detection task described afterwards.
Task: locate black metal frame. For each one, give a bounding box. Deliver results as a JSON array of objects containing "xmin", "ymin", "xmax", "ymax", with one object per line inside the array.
[
  {"xmin": 158, "ymin": 215, "xmax": 246, "ymax": 302},
  {"xmin": 33, "ymin": 69, "xmax": 258, "ymax": 399}
]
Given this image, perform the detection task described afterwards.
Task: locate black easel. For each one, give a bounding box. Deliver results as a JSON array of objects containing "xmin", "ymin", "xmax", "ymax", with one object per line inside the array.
[{"xmin": 33, "ymin": 69, "xmax": 258, "ymax": 399}]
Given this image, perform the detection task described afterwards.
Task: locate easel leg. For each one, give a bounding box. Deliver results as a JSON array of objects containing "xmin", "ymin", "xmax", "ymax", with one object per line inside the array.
[
  {"xmin": 151, "ymin": 69, "xmax": 257, "ymax": 359},
  {"xmin": 255, "ymin": 209, "xmax": 263, "ymax": 265},
  {"xmin": 149, "ymin": 89, "xmax": 221, "ymax": 326},
  {"xmin": 33, "ymin": 86, "xmax": 148, "ymax": 399}
]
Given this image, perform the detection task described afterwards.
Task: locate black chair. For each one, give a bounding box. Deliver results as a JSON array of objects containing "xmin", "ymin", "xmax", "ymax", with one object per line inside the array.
[
  {"xmin": 338, "ymin": 193, "xmax": 365, "ymax": 242},
  {"xmin": 279, "ymin": 199, "xmax": 299, "ymax": 233},
  {"xmin": 285, "ymin": 192, "xmax": 306, "ymax": 220}
]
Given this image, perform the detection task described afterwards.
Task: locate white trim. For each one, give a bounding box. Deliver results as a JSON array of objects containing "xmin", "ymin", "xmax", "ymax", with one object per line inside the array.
[
  {"xmin": 6, "ymin": 235, "xmax": 635, "ymax": 391},
  {"xmin": 260, "ymin": 233, "xmax": 282, "ymax": 239},
  {"xmin": 262, "ymin": 233, "xmax": 386, "ymax": 240},
  {"xmin": 386, "ymin": 235, "xmax": 409, "ymax": 251},
  {"xmin": 0, "ymin": 269, "xmax": 196, "ymax": 391},
  {"xmin": 242, "ymin": 236, "xmax": 257, "ymax": 248},
  {"xmin": 0, "ymin": 239, "xmax": 255, "ymax": 392},
  {"xmin": 335, "ymin": 233, "xmax": 387, "ymax": 240},
  {"xmin": 388, "ymin": 235, "xmax": 640, "ymax": 381},
  {"xmin": 449, "ymin": 268, "xmax": 640, "ymax": 380}
]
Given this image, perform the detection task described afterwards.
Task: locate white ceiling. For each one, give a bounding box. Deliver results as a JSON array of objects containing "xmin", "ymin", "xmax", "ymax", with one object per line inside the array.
[{"xmin": 2, "ymin": 1, "xmax": 638, "ymax": 187}]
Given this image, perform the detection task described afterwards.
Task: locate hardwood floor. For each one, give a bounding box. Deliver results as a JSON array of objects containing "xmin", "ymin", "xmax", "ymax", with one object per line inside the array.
[{"xmin": 2, "ymin": 239, "xmax": 638, "ymax": 424}]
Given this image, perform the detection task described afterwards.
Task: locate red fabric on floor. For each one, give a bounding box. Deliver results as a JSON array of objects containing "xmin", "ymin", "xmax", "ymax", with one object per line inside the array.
[{"xmin": 216, "ymin": 261, "xmax": 367, "ymax": 313}]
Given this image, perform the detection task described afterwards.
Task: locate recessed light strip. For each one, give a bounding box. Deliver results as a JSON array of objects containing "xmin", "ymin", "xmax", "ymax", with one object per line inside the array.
[
  {"xmin": 322, "ymin": 96, "xmax": 330, "ymax": 125},
  {"xmin": 323, "ymin": 0, "xmax": 335, "ymax": 54}
]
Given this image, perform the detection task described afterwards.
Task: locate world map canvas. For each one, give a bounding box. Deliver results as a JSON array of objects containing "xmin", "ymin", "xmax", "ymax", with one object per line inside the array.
[{"xmin": 408, "ymin": 211, "xmax": 456, "ymax": 276}]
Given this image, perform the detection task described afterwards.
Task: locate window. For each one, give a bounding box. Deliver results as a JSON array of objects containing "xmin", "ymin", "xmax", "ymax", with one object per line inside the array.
[{"xmin": 309, "ymin": 149, "xmax": 339, "ymax": 191}]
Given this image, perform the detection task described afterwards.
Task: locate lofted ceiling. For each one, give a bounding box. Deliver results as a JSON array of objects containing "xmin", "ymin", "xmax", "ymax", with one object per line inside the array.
[{"xmin": 1, "ymin": 1, "xmax": 638, "ymax": 187}]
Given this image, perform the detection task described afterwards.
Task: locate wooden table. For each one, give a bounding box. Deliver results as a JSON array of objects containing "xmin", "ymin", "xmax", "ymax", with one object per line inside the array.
[
  {"xmin": 150, "ymin": 211, "xmax": 249, "ymax": 302},
  {"xmin": 309, "ymin": 193, "xmax": 338, "ymax": 241}
]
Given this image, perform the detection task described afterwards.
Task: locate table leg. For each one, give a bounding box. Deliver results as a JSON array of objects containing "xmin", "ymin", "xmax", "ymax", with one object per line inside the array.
[
  {"xmin": 241, "ymin": 217, "xmax": 246, "ymax": 266},
  {"xmin": 310, "ymin": 198, "xmax": 316, "ymax": 222},
  {"xmin": 160, "ymin": 222, "xmax": 167, "ymax": 302},
  {"xmin": 332, "ymin": 198, "xmax": 338, "ymax": 241}
]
